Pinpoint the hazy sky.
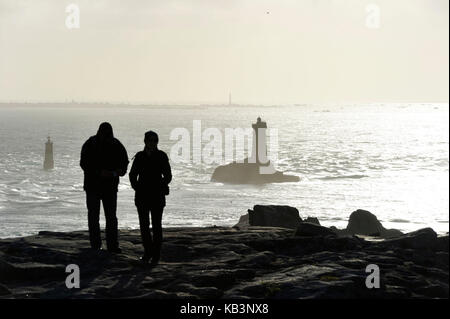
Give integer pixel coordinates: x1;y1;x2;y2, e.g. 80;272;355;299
0;0;448;104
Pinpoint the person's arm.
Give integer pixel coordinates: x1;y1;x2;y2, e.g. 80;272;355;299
80;139;97;174
162;152;172;185
115;142;129;177
128;155;139;190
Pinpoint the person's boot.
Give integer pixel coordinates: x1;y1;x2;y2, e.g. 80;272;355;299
149;257;159;266
150;249;160;266
140;253;151;263
140;246;153;263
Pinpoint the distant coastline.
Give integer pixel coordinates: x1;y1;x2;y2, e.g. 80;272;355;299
0;102;279;108
1;102;448;109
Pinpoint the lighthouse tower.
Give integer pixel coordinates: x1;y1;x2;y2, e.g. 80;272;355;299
43;136;54;170
250;117;269;165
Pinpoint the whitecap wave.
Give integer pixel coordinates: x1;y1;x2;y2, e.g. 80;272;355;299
317;174;368;180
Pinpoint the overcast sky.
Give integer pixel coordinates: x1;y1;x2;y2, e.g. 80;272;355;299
0;0;448;104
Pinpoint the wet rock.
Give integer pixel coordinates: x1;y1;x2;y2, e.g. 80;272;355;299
346;209;383;235
295;223;336;237
0;224;447;299
248;205;302;229
233;214;249;228
304;217;321;225
239;251;275;267
381;228;438;250
346;209;403;238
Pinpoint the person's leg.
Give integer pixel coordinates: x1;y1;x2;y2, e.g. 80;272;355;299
137;204;152;260
102;191;119;251
150;205;164;263
86;191;102;249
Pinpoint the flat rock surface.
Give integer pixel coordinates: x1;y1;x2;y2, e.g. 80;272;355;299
0;227;448;299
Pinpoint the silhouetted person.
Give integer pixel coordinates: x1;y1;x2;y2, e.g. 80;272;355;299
80;122;129;253
129;131;172;265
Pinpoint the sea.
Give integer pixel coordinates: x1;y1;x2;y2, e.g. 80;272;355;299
0;103;448;238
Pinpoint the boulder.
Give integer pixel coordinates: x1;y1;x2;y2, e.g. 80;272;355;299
304;217;321;226
381;228;438;250
295;223;336;237
346;209;383;235
247;205;302;229
346;209;403;238
233;214;250;228
211;160;300;184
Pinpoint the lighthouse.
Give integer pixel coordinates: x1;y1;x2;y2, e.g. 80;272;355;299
250;117;269;165
211;116;299;184
43;136;54;170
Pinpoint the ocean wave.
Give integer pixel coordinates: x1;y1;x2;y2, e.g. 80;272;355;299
389;218;410;223
317;174;368;180
5;197;70;205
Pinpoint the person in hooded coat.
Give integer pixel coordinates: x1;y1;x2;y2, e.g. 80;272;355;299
80;122;129;252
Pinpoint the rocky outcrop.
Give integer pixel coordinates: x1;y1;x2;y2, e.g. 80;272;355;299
304;217;321;225
245;205;303;229
233;214;250;228
295;223;336;237
379;228;439;250
235;207;403;239
344;209;403;238
0;225;447;299
211;160;300;184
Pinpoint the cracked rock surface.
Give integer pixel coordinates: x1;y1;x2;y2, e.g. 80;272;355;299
0;226;448;299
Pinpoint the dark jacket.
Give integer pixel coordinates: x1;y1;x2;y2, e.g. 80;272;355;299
80;136;129;192
129;149;172;207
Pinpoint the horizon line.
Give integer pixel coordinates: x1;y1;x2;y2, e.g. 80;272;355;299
0;100;449;106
